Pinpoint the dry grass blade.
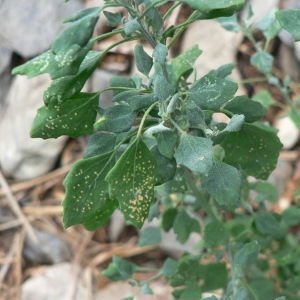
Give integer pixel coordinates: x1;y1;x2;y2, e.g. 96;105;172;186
23;206;63;216
14;229;25;300
0;170;38;244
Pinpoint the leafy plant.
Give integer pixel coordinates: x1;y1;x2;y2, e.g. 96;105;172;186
13;0;300;299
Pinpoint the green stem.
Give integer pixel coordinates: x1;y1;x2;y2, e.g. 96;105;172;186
91;29;125;42
96;86;139;96
168;10;199;49
163;2;181;20
138;0;164;19
137;102;158;138
241;279;259;300
169;118;185;135
138;21;157;48
184;170;217;221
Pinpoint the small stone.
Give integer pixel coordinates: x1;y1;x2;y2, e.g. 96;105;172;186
274;114;299;149
0;75;68;180
23;229;71;264
21;263;89;300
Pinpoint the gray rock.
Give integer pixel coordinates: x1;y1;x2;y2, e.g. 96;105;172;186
0;0;84;58
21;263;88;300
0;47;11;74
23;229;71;264
0;74;68;180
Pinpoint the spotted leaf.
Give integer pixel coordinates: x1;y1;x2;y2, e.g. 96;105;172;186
106;139;160;228
31;92;99;139
174;135;213;175
221;123;283;180
63;152;113;228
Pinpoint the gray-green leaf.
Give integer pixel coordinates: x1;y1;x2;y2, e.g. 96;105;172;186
134;44;153;76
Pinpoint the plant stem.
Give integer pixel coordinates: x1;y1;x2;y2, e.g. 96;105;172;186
137;102;158;138
92;29;125;42
184;170;218;221
169;118;185;135
241;279;259;300
163;2;181;20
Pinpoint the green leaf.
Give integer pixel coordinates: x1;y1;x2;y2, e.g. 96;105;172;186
221;123;282;180
162;208;178;231
180;0;245;18
102;256;137;281
12;40;94;80
224;96;267;123
103;11;122;27
171;45;202;81
62;152;113;228
31;92;98;139
204;220;228;248
147;201;160;221
134;45;153;77
151;146;176;184
233;288;248;300
217;15;240;32
110;76;136;96
153;75;173;101
127;94;156;112
124;18;141;35
84;132;116;158
186;101;206;126
83;199;119;230
94;105;136;133
173;209;201;243
164;167;187;193
275;297;286;300
161;258;178;278
289;108;300;130
112;90;140;103
153;42;168;64
224;114;245;132
174;135;213;175
252;90;274;108
208;63;236;79
157;130;178;159
52;7;100;53
44;51;102;105
250;51;273;74
138;227;162;246
141;283;153;295
259;9;281;40
202;161;241;209
276;10;300;42
198;262;228;291
234;241;260;270
282;207;300;226
144;0;164;31
254;212;284;239
249;181;278;203
178;281;202;300
189;74;238;110
62;7;100;23
106;139;159;228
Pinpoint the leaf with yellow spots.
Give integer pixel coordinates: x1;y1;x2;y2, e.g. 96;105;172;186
106;139;160;228
63;152;113;228
221;123;283;180
31;92;99;139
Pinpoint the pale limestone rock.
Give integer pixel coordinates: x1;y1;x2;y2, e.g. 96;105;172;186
0;75;68;180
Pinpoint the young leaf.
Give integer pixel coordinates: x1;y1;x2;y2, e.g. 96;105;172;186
83;132;116;158
103;11;122;27
171;45;202;81
188;74;238;110
223;96;267;123
83;199;119;230
276;10;300;41
258;10;281;40
250;51;273;74
254;212;284;239
153;74;173;101
138;227;162;246
127;94;156;112
234;241;260;270
180;0;245;18
94;105;136;133
153;42;168;64
173;209;201;243
186;100;206;126
63;152;113;228
143;0;164;31
124;18;141;35
102;256;137;281
201;161;241;209
217;15;240;32
106;139;159;228
161;258;178;278
157;130;178;159
204;220;228;248
141;283;153;295
134;44;153;77
224;114;245;132
151;146;177;184
174;135;213;175
252;90;274;108
31;92;99;139
44;51;102;105
221;123;283;180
